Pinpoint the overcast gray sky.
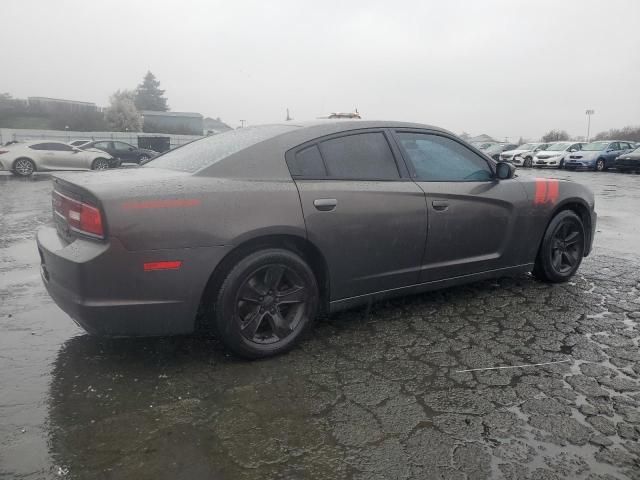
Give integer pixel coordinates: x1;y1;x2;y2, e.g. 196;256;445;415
2;0;639;139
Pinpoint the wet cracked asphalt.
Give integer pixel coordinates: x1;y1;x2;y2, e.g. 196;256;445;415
1;169;639;480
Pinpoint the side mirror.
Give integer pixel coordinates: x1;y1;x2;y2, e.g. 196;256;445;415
496;161;516;180
129;147;135;151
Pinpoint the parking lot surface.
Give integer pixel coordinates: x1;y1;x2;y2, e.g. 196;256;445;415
1;169;639;479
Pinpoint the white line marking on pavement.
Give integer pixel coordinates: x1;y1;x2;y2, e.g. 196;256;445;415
455;360;572;373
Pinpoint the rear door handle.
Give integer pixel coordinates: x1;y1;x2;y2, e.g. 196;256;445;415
432;200;449;211
313;198;337;211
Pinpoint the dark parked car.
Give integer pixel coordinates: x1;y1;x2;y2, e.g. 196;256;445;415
81;140;158;165
37;121;596;358
615;147;640;172
564;140;635;171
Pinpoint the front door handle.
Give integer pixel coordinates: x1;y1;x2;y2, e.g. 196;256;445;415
432;200;449;211
314;198;337;211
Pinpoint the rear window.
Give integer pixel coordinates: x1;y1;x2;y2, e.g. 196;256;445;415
144;124;297;173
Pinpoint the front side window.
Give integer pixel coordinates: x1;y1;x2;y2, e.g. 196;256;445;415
93;142;111;150
396;133;493;182
318;132;400;180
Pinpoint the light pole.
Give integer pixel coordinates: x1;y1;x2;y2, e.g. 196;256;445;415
585;109;595;142
239;120;246;128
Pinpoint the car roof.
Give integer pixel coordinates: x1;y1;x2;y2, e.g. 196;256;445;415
256;120;452;150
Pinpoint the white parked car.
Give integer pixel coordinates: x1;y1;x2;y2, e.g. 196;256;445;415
500;143;549;168
0;141;114;177
534;141;586;169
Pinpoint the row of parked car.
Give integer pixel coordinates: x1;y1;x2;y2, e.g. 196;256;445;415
2;134;639;177
474;140;640;172
0;139;158;176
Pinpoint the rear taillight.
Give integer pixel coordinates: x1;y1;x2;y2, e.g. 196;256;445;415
53;190;104;239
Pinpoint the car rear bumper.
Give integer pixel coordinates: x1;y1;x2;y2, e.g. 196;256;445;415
37;226;230;336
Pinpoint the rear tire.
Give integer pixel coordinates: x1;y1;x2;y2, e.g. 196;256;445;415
524;157;533;168
13;158;35;177
533;210;585;283
213;248;318;359
91;158;110;170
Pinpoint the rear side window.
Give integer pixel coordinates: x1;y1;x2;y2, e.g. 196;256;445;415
318;132;400;180
396;132;493;182
288;145;326;177
145;124;298;173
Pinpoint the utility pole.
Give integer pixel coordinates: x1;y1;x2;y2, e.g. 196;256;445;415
585;109;595;142
286;108;292;121
239;119;246;128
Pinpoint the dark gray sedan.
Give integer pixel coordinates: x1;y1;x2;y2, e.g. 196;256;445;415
37;121;596;358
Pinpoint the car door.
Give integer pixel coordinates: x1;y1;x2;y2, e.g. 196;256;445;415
26;143;54;169
392;130;529;282
605;142;621;167
92;141;114;157
287;130;428;301
113;141;137;162
51;142;86;169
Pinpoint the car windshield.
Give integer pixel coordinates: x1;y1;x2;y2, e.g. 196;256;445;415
144;124;298;173
546;142;571;151
581;141;609;151
518;143;537;150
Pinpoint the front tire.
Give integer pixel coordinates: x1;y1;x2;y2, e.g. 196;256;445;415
213;249;318;359
595;158;605;171
524;157;533;168
533;210;585;283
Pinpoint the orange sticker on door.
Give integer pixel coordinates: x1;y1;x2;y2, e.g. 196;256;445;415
534;178;559;205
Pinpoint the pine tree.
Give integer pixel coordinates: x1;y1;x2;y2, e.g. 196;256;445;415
134;71;169;111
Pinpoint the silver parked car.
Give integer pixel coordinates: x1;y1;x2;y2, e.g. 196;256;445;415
0;141;114;176
500;143;549;168
534;141;586;169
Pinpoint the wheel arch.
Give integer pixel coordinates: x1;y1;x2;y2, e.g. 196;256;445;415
195;233;330;332
91;157;110;168
548;198;593;256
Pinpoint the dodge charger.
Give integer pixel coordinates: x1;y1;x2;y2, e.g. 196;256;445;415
37;121;596;358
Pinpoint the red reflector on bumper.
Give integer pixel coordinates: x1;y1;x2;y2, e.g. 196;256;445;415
143;261;182;271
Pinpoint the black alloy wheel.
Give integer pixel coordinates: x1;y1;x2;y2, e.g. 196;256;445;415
214;249;318;358
533;210;585;283
524;157;533;168
236;264;308;344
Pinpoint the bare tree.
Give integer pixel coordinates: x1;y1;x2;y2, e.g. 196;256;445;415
541;129;570;142
593;125;640;142
105;90;142;132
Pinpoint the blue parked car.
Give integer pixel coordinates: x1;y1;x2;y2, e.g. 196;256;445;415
565;140;636;171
